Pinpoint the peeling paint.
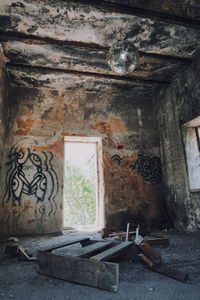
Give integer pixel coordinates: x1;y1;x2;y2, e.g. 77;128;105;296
35;138;64;158
15;118;37;135
92;117;126;135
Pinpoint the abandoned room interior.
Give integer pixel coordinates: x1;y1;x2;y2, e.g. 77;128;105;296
0;0;200;299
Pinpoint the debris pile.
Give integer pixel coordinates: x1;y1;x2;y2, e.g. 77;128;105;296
0;228;189;292
0;237;36;261
102;224;188;283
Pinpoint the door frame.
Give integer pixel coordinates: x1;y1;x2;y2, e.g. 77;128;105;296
63;136;105;230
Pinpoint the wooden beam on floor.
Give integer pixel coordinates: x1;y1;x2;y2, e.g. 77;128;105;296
147;263;188;282
37;250;119;292
72;241;113;258
39;237;90;252
144;237;169;246
91;241;133;261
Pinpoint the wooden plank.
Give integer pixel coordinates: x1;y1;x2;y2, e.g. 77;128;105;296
138;253;154;267
91;241;133;262
39;237;90;252
139;241;161;264
144;237;169;246
6;65;156;91
72;241;113;258
108;230;136;237
37;250;119;292
147;263;188;282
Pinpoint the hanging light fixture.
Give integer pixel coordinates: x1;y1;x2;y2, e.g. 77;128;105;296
107;41;139;75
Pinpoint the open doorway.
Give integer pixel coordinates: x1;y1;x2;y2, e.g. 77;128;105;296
63;136;105;230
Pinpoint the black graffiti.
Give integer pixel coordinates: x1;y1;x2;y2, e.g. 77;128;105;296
111;154;123;166
130;155;162;184
3;146;59;217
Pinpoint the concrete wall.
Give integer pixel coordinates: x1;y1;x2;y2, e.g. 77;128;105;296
0;45;13;236
155;53;200;231
0;67;165;236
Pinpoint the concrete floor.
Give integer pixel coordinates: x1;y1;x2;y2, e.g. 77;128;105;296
0;230;200;300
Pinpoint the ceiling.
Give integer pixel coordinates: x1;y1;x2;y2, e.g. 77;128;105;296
0;0;200;87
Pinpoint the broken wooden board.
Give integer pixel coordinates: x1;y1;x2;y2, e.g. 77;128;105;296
39;237;90;252
147;263;188;282
139;241;161;264
138;253;154;268
91;241;133;262
37;250;119;292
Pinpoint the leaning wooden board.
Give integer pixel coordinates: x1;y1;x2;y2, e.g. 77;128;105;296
37;247;119;292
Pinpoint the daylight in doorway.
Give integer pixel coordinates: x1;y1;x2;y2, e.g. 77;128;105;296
63;136;104;230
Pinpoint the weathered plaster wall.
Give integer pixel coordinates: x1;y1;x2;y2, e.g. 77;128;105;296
0;67;165;236
1;0;200;58
0;45;5;157
155;53;200;231
0;45;13;237
0;44;9;157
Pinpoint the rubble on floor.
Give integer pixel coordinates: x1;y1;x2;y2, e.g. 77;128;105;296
0;228;189;292
0;230;200;300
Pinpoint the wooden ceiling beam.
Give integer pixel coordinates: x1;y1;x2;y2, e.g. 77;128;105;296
2;39;190;84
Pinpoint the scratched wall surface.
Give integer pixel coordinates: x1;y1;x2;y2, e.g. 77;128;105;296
0;66;166;235
155;52;200;231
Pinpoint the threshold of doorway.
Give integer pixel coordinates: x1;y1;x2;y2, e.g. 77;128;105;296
63;225;100;231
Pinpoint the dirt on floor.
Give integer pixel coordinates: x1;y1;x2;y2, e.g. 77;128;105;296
0;230;200;300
